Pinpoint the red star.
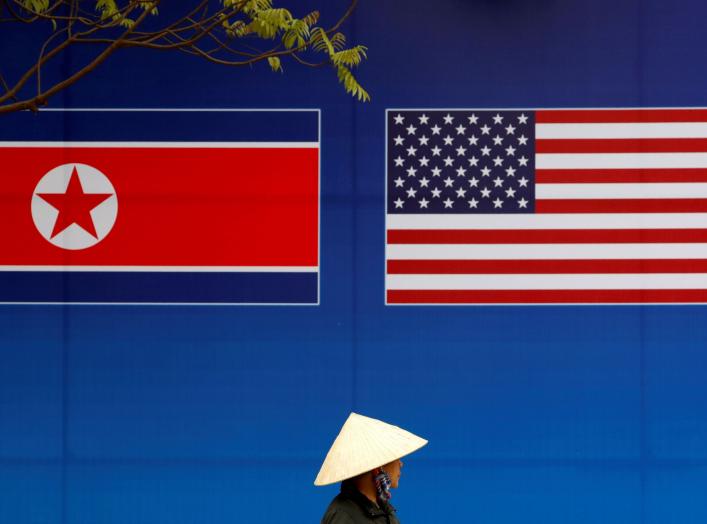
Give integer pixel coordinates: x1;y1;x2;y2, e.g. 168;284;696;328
37;166;113;239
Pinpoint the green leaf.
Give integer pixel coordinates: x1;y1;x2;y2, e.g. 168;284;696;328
267;56;282;72
246;8;293;39
95;0;119;20
336;65;370;102
332;45;367;67
239;0;274;15
302;11;320;27
283;19;310;49
138;1;159;15
330;32;346;50
20;0;50;14
310;27;335;55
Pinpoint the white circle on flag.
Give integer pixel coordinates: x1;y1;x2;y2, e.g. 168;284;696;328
31;163;118;250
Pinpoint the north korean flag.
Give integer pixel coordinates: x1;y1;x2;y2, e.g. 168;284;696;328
0;109;319;304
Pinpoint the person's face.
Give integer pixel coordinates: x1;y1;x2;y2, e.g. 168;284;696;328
383;459;403;489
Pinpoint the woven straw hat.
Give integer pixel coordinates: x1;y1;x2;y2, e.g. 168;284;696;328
314;412;428;486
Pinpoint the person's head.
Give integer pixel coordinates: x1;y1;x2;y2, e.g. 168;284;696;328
314;413;427;490
342;457;404;504
379;458;403;489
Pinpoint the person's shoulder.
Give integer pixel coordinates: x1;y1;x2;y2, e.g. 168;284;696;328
321;507;357;524
320;494;363;524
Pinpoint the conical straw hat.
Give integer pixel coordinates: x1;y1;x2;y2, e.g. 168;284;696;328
314;412;428;486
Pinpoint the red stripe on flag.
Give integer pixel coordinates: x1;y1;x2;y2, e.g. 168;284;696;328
536;109;707;123
537;138;707;153
387;229;707;244
535;168;707;183
536;199;707;213
387;289;707;304
1;147;319;266
387;259;707;274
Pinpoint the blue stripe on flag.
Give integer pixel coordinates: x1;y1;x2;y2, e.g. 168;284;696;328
0;272;318;304
0;110;319;143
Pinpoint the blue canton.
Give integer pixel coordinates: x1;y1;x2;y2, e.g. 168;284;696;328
387;110;535;214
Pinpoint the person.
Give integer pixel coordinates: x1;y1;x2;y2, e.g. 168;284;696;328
315;412;428;523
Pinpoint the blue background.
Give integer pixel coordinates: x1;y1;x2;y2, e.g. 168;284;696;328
2;1;707;522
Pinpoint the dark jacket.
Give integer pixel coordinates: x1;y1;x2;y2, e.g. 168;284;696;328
321;483;400;524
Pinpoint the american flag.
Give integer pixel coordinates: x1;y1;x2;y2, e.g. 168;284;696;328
386;108;707;304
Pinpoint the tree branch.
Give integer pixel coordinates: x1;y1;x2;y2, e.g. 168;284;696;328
0;0;158;112
0;0;368;112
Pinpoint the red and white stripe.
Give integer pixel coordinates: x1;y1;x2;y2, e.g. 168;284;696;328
386;109;707;304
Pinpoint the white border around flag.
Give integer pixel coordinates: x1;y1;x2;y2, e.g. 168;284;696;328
385;107;707;306
0;108;322;307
